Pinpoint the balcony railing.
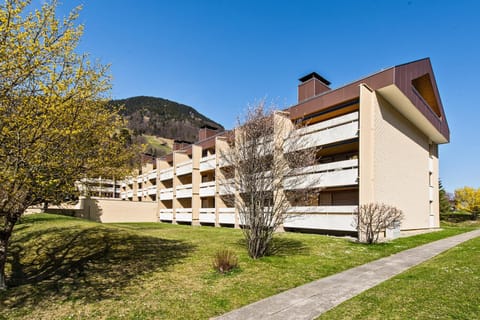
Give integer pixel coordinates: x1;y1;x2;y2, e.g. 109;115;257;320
159;209;173;221
175;208;192;222
175;184;192;198
219;179;235;195
218;207;235;224
199;208;216;224
147;170;157;181
159;167;174;181
126;190;134;198
200;155;216;172
284;205;357;231
284;159;358;190
288;112;359;151
147;185;157;196
199;181;216;197
428;157;434;173
120;192;127;199
159;187;173;200
176;160;193;176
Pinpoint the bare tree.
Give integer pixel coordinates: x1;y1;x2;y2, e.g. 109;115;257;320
353;203;404;244
221;102;316;258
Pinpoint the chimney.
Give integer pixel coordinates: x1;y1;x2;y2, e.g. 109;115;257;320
298;72;331;103
198;125;219;141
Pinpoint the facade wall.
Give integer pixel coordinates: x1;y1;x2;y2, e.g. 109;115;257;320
360;89;437;230
69;60;448;234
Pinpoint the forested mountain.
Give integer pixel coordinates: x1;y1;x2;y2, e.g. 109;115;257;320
111;96;224;143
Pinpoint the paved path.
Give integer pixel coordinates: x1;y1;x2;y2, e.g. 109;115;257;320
213;229;480;320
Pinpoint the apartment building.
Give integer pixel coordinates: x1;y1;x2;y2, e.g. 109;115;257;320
117;58;449;234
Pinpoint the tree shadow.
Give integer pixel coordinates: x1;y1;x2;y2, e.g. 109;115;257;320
0;225;194;308
234;236;310;257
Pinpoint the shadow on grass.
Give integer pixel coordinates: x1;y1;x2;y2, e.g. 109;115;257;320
1;225;194;308
235;236;309;257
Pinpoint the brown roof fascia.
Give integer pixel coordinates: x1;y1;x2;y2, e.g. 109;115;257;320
286;68;394;120
393;58;450;141
286;58;449;142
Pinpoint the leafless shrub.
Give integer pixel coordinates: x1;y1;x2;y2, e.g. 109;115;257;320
220;101;316;258
353;203;404;244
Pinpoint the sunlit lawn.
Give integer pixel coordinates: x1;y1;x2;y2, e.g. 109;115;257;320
0;214;478;320
320;221;480;319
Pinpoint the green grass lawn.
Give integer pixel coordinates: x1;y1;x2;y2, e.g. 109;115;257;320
320;225;480;319
0;214;478;320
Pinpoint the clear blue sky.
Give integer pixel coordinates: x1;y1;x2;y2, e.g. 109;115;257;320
54;0;478;193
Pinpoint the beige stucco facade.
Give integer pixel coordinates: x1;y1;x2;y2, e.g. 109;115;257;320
70;58;448;237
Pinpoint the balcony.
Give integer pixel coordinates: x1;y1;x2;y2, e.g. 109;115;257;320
120;192;126;199
137;189;144;197
199;181;216;197
159;209;173;221
284;205;357;231
284;159;358;190
199;208;216;223
288;112;359;151
126;190;134;198
175;208;192;222
200;155;216;172
160;167;174;181
147;170;157;181
137;176;143;183
147;185;157;196
219;179;235;195
176;160;193;176
159;187;173;200
428;157;434;173
218;207;235;224
175;184;192;198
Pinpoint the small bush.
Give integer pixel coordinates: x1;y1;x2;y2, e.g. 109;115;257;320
212;249;238;274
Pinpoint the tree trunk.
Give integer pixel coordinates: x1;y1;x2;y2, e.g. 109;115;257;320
0;212;19;290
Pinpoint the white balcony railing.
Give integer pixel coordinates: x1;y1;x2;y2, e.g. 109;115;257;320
428;157;434;173
284;206;357;231
126;190;134;198
120;192;127;199
219;179;235;195
199;181;216;197
175;208;192;222
218;207;235;224
159;187;173;200
137;189;144;197
284;159;358;190
199;208;216;224
159;209;173;221
288;112;359;151
429;186;435;201
175;184;193;198
147;185;157;195
137;176;143;183
160;167;174;181
200;155;216;172
147;170;157;181
176;160;193;176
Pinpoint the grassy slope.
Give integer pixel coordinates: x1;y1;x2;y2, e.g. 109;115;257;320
320;222;480;319
143;135;172;155
0;215;478;320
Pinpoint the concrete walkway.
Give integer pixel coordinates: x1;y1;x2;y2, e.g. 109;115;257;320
213;229;480;320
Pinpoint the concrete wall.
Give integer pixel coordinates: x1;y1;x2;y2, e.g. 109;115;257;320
360;85;437;230
77;198;158;223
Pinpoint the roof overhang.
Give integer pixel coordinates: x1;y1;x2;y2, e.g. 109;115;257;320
377;84;448;144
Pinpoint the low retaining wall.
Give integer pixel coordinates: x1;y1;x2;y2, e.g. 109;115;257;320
77;198;158;223
31;198;159;223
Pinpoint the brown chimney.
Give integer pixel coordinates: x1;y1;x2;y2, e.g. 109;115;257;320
298;72;331;103
198;125;219;141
